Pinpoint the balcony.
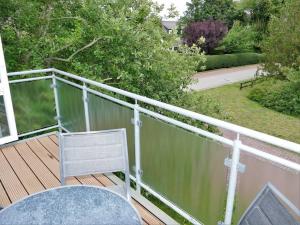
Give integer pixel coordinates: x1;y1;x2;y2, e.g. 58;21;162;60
2;68;300;224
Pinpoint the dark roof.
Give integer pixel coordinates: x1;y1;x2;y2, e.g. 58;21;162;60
162;20;178;30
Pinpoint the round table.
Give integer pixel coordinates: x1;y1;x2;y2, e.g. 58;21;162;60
0;185;142;225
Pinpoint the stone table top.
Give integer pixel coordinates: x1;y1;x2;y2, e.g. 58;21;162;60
0;185;142;225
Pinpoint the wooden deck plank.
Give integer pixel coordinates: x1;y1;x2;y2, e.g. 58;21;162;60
26;139;80;185
0;180;11;207
0;150;28;202
14;142;60;189
48;134;58;145
38;136;60;160
0;135;167;225
1;146;45;194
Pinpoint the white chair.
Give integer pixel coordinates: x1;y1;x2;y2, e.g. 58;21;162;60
59;129;131;200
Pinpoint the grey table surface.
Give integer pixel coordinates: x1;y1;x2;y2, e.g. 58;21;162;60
0;185;142;225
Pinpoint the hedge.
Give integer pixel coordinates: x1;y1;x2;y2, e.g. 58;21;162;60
248;79;300;117
198;53;264;71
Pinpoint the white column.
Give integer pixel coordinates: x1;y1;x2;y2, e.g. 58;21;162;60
224;138;241;225
83;83;90;131
52;73;62;133
134;101;142;194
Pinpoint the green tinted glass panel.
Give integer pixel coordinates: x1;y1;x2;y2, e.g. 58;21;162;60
140;114;230;224
57;80;85;132
0;96;9;137
10;80;56;134
87;93;135;174
232;151;300;224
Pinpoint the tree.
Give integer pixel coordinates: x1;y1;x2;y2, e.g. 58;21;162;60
166;3;179;19
237;0;285;40
262;0;300;78
0;0;204;104
183;20;228;53
218;21;257;53
181;0;238;27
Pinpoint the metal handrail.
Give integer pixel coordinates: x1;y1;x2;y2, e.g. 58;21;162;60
8;68;300;154
7;68;300;225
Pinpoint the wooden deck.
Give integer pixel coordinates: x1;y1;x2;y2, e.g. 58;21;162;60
0;133;173;225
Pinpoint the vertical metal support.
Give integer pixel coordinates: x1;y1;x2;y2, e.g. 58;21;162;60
224;137;241;225
134;100;142;194
82;83;90;131
52;73;62;133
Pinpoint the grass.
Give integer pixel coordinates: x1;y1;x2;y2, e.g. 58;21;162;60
196;82;300;143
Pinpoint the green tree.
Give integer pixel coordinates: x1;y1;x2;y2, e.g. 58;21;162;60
218;21;257;53
238;0;285;37
181;0;238;26
166;3;179;19
0;0;204;104
262;0;300;78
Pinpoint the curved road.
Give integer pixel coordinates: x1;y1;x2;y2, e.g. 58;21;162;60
189;64;259;91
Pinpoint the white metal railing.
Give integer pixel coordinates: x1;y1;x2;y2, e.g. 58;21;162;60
8;68;300;225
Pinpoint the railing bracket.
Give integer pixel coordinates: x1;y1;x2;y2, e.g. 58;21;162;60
83;97;89;103
138;169;143;176
50;83;57;89
54;116;61;121
131;118;142;127
224;157;246;173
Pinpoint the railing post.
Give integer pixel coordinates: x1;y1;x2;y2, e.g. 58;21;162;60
223;137;241;225
134;100;142;194
82;83;90;131
52;73;62;133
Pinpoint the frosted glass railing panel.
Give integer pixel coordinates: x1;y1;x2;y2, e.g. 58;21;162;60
140;114;231;224
56;80;85;132
10;80;56;134
87;93;135;174
232;150;300;224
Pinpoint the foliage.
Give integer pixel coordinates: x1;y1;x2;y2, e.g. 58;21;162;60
198;53;263;71
237;0;285;46
218;21;257;53
172;92;229;133
0;0;204;104
183;20;228;54
282;67;300;84
166;3;179;19
262;0;300;77
248;79;300;117
203;82;300;143
181;0;238;27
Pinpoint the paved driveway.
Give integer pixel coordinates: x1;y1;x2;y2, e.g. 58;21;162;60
189;64;259;91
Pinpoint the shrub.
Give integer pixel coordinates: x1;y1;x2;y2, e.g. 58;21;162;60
262;0;300;76
198;53;263;71
183;20;228;54
248;79;300;117
218;21;257;53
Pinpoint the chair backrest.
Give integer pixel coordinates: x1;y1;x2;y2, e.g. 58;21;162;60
238;183;299;225
59;129;131;200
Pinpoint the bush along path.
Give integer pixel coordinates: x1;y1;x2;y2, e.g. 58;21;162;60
189;64;259;91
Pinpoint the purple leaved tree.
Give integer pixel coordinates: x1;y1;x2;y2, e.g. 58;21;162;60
183;20;228;54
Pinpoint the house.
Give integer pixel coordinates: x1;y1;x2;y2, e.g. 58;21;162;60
162;20;178;34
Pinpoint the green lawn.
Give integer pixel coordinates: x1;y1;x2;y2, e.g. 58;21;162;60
196;83;300;143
